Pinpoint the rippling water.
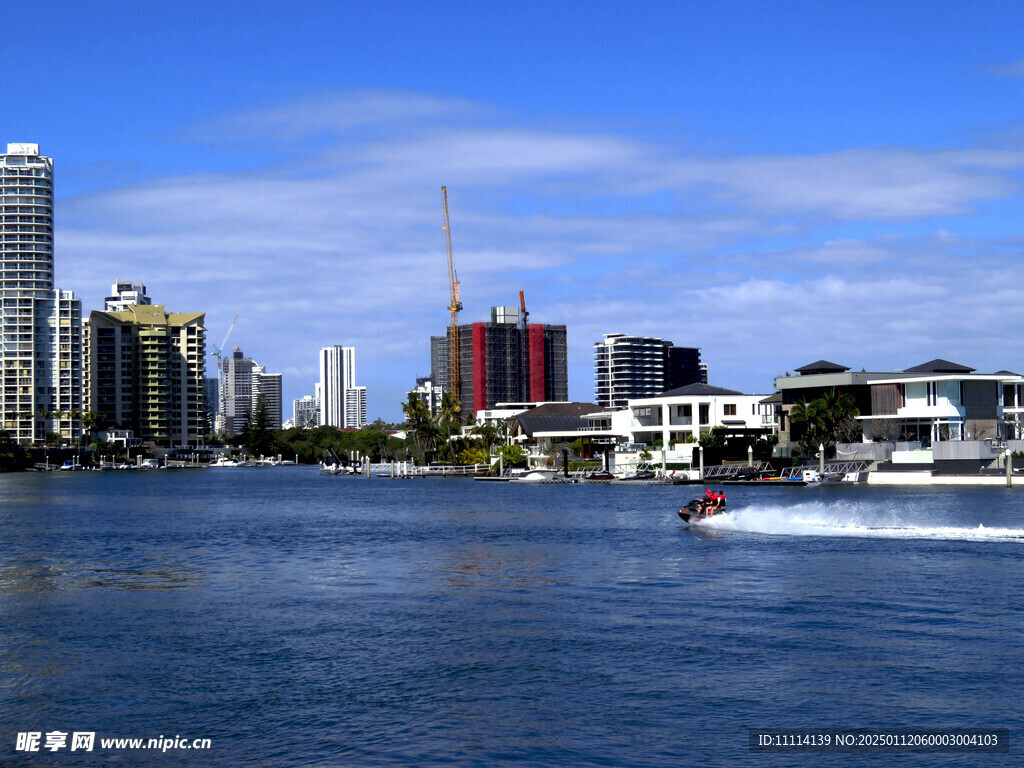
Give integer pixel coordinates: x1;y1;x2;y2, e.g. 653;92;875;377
1;469;1022;766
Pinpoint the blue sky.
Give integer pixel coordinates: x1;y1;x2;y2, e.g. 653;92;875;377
8;1;1024;420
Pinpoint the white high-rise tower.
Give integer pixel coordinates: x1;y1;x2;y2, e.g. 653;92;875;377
318;345;365;428
0;143;82;444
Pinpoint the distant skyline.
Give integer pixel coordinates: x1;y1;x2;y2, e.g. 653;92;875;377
8;1;1024;420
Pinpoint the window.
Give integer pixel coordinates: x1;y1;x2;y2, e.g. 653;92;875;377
927;382;937;406
723;404;736;416
699;403;710;425
678;404;691;417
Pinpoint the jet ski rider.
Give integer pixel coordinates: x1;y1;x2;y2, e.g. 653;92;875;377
703;488;714;514
702;489;725;515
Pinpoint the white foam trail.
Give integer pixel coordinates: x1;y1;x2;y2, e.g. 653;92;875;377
695;502;1024;541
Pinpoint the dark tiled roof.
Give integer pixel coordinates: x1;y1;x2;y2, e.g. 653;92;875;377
903;359;975;373
659;383;744;397
793;360;850;374
511;402;604;436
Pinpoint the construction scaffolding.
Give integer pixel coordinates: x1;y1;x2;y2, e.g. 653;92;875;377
429;312;568;414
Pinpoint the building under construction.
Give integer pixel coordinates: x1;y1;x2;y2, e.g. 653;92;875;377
431;306;568;416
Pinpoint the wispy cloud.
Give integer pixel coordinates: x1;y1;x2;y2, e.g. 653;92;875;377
988;59;1024;77
56;90;1024;416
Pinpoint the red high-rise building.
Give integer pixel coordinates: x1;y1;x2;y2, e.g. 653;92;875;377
431;306;567;416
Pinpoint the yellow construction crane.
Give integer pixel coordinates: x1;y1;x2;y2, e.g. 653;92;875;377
441;186;462;413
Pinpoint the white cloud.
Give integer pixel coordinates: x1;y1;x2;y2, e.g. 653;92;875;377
988;60;1024;78
645;148;1020;220
189;90;487;143
55;90;1024;418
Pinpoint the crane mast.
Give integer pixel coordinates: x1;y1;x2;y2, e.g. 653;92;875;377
441;186;462;413
212;314;239;373
211;314;239;434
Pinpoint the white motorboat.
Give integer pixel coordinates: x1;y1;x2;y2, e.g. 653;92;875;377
210;456;245;467
509;468;559;483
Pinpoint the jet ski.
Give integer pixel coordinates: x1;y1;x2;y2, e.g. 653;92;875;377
677;497;726;524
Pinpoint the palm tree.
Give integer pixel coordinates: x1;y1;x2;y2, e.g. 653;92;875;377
434;392;462;461
790;391;859;456
82;410;101;434
402;393;430;458
416;421;443;458
402;393;430;425
470;423;498;450
435;391;461;426
789;399;823;431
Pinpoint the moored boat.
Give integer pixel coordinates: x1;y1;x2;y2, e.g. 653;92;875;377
210;456;245;467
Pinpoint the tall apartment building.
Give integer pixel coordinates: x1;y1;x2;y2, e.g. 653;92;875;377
431;306;568;416
594;333;704;409
0;143;83;444
408;375;443;416
204;376;219;432
346;385;367;428
293;394;318;428
253;366;283;429
83;305;206;446
104;280;151;311
318;345;365;428
220;348;254;434
218;348;283;434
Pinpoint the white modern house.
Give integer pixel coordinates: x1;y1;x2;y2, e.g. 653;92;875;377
863;360;1009;445
525;384;772;463
623;383;769;447
774;358;1024;473
1001;374;1024;439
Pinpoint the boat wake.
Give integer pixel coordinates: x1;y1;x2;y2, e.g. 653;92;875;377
694;502;1024;542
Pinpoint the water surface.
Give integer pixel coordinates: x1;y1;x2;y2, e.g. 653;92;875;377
1;469;1021;766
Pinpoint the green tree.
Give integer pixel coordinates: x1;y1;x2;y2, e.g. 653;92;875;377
458;446;488;465
246;395;275;457
433;391;462;461
470;422;507;452
698;429;726;449
496;444;527;468
402;393;431;458
789;390;859;457
435;391;461;427
81;410;101;433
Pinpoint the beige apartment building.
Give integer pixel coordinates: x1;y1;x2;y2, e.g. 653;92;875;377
84;305;206;447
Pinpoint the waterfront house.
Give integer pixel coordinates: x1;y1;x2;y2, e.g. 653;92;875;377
507;402;605;444
773;360;907;453
776;358;1024;472
521;385;772;467
621;383;769;447
999;372;1024;439
863;359;1010;445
